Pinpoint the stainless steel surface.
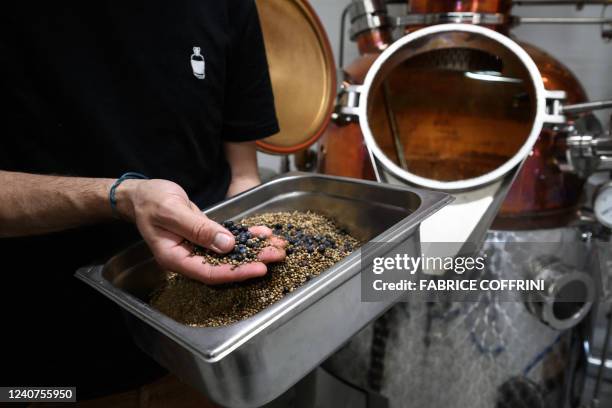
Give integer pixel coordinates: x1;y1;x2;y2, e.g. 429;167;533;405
348;0;386;18
334;83;362;123
348;0;389;40
525;257;595;330
565;129;612;177
488;228;601;330
75;173;450;408
326;227;599;408
463;169;519;247
350;14;390;40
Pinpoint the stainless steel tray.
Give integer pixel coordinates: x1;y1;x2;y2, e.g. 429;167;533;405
76;173;451;408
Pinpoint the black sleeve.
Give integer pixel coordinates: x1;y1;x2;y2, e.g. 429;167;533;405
222;0;279;142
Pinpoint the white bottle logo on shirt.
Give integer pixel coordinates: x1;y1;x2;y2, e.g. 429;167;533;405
190;47;205;79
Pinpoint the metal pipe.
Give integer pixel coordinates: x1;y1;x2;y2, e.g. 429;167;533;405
593;309;612;401
562;100;612;114
382;82;408;170
338;3;351;70
517;16;612;23
524;256;595;330
513;0;612;5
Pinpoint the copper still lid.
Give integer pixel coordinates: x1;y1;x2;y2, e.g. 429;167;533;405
255;0;337;154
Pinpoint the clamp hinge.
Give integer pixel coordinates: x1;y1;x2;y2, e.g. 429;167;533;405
332;84;363;125
543;90;568;124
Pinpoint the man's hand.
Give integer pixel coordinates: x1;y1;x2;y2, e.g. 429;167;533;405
117;179;285;284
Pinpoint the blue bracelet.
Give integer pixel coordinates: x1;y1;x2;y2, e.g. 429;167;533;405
109;172;149;218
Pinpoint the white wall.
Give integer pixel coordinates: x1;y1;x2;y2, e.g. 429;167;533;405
259;1;612;172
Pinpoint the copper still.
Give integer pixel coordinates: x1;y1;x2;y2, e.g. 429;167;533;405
318;0;589;230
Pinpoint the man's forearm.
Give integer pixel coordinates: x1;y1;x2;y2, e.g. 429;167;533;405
0;171;118;237
224;142;261;197
0;170;286;283
224;141;260;181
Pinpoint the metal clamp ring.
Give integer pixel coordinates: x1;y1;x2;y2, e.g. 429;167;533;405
396;12;507;27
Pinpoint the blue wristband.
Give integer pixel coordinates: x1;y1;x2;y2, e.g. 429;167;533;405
109;172;149;218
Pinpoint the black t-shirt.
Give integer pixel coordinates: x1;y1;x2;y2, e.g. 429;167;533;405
0;0;278;398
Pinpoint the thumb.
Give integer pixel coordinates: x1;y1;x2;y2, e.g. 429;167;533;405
160;203;235;253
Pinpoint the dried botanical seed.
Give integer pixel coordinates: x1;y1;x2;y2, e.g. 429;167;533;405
150;211;360;327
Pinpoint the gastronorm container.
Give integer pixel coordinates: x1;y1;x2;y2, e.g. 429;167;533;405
75;173;451;408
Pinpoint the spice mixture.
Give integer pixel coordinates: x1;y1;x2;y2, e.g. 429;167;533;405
191;220;269;266
150;211;360;327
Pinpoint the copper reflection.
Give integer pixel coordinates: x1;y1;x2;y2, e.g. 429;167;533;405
356;28;392;54
494;42;587;228
367;46;535;182
318;16;390;180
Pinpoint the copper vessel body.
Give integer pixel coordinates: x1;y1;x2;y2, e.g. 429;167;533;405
494;41;587;229
318;33;386;181
319;2;587;229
